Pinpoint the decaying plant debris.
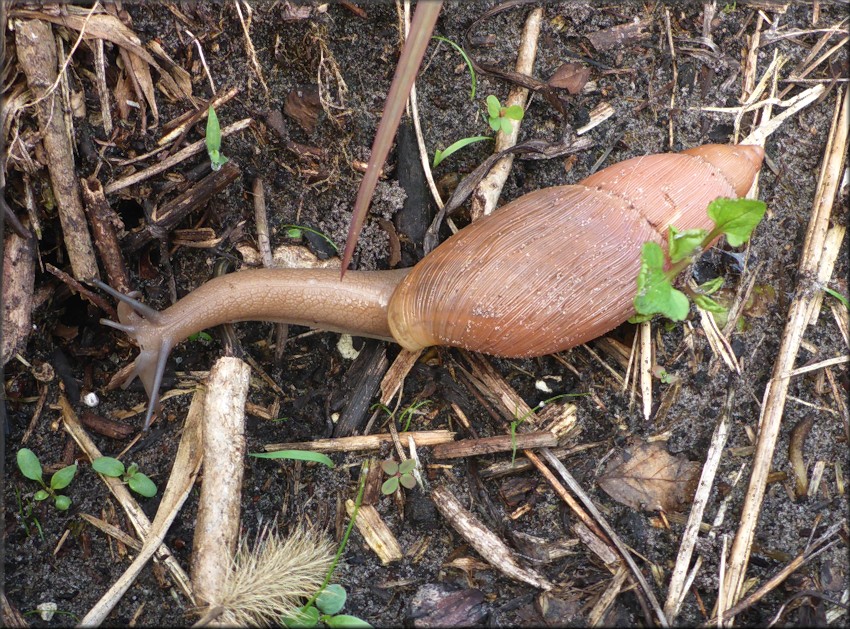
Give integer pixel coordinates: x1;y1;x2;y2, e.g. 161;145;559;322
3;2;848;627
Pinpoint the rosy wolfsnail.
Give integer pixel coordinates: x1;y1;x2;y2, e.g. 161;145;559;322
95;143;764;429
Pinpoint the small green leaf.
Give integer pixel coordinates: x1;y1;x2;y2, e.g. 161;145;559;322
499;117;513;134
698;277;725;295
286;227;303;239
432;36;477;100
633;242;690;321
54;495;72;511
17;449;43;482
486;95;501;119
432;136;492;168
706;198;766;247
128;473;158;498
693;294;727;314
668;225;708;262
188;331;213;343
283;605;320;628
316;584;347;615
381;476;399;495
488;117;502;132
400;474;417;490
280;225;339;253
92;457;125;477
126;462;139;477
380;460;399;476
250;450;336;468
206;106;222;153
824;286;849;309
326;615;373;628
34;489;49;501
50;464;77;490
398;459;416;474
504;104;524;120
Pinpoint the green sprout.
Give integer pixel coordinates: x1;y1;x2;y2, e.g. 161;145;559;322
250;450;335;468
206;106;229;171
188;331;213;343
16;449;77;511
380;459;417;495
283;462;372;628
432;36;477;100
433;136;492;168
371;399;432;432
631;198;766;323
486;94;524;134
824;286;849;309
92;457;158;498
281;224;339;253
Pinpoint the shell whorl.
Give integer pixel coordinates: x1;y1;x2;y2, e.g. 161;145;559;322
386;144;764;357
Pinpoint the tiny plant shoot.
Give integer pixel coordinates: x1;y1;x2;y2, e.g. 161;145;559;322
431;36;477;100
206;106;229;171
380;459;417;495
92;457;158;498
433;136;492;168
632;197;767;322
16;449;77;511
486;94;524;134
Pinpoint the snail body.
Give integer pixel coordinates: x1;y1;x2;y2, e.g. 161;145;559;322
97;144;764;429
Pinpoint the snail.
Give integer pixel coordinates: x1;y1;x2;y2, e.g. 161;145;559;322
94;143;764;429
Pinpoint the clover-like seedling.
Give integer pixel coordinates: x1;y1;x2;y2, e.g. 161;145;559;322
632;197;766;323
16;448;77;511
92;457;158;498
283;584;372;628
486;94;524;134
380;459;416;495
205;106;229;171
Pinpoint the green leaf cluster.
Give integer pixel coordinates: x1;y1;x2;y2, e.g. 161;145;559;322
284;584;372;628
632;197;766;323
205;106;229;171
486;95;524;133
92;457;158;498
380;459;416;494
16;449;77;511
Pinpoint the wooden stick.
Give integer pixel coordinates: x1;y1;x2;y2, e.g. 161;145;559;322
264;430;455;454
192;357;251;609
15;19;98;280
431;431;557;460
80;177;131;293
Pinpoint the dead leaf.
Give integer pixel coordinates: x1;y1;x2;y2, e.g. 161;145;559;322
598;441;700;512
548;62;590;94
285;86;322;133
586;19;652;51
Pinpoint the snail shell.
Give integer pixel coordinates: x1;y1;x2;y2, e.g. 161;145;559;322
387;144;764;357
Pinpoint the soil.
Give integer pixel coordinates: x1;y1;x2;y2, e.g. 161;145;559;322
3;2;848;627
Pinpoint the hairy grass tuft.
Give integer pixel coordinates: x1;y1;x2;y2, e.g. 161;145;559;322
213;526;335;626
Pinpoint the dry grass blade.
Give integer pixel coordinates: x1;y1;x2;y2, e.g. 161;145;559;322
206;527;335;627
721;86;849;615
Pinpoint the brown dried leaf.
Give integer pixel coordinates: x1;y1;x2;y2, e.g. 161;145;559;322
284;86;322;133
598;442;700;512
548;62;590;95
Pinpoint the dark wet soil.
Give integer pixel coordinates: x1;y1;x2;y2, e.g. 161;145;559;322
3;2;848;627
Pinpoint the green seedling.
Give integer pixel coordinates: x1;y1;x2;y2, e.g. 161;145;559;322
433;136;492;168
188;331;213;343
92;457;158;498
432;36;477;99
15;488;44;540
631;197;766;323
16;449;77;511
282;224;340;253
250;450;335;468
509;394;585;463
205;106;229;171
380;458;417;495
824;286;849;309
371;399;432;432
283;462;372;628
486;94;524;134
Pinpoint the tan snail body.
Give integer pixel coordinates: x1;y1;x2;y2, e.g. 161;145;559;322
97;144;764;429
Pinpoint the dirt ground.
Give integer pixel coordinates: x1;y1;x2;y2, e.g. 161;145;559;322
3;1;848;627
